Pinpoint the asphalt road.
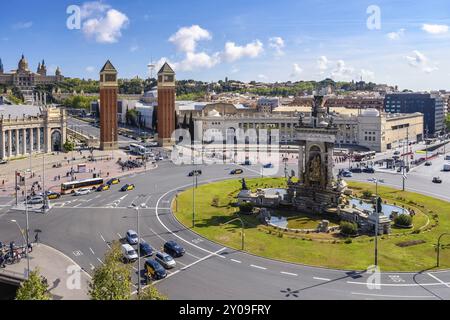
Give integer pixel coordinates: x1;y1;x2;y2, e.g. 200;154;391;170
1;156;449;300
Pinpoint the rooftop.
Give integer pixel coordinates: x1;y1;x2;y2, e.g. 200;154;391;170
0;105;43;118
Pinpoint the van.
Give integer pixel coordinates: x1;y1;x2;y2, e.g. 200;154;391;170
121;244;138;263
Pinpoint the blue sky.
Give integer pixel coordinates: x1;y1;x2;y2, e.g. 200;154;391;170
1;0;450;90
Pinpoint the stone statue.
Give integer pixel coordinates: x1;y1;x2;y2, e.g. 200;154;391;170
241;178;248;190
308;154;322;183
375;196;383;214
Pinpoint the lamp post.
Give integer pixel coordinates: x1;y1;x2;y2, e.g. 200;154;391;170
371;178;384;267
11;219;30;279
221;216;245;250
131;195;146;297
437;233;450;267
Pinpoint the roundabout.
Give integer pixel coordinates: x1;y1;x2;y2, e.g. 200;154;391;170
173;178;449;272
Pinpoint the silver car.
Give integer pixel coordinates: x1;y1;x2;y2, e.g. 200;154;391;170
74;188;91;196
155;252;176;269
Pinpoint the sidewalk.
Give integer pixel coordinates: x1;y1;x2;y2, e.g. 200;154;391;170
0;149;154;196
0;244;90;300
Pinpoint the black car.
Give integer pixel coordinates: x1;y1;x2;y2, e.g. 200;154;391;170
139;242;154;257
164;240;185;257
188;170;202;177
144;259;167;280
350;167;362;173
432;177;442;184
362;167;375;174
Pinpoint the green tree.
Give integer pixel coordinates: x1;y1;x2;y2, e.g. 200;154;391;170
89;241;132;300
63;95;98;110
239;202;254;214
138;286;168;300
126;109;139;127
15;269;51;300
63;140;75;152
340;221;358;236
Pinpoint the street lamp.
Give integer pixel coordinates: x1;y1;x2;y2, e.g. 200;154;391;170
437;233;450;267
370;178;384;267
221;216;245;250
130;195;146;296
11;219;30;279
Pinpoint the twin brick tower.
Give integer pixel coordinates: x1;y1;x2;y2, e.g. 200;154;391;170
99;60;176;150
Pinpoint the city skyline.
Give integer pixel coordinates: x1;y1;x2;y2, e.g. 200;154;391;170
1;0;450;91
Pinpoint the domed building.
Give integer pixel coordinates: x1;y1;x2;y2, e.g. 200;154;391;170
0;55;64;97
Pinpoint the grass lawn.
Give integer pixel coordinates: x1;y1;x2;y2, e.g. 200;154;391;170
174;178;450;271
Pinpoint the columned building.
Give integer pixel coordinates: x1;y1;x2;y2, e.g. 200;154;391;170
99;61;119;151
0;105;67;160
157;63;176;146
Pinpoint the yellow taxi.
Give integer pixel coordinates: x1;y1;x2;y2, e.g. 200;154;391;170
97;184;110;192
121;184;135;192
46;191;61;200
107;178;120;185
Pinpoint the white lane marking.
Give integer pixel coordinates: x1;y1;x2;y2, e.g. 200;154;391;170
180;248;227;272
117;233;122;239
186;252;202;260
132;267;138;271
231;259;242;264
281;271;298;277
176;260;188;267
347;280;450;287
427;273;450;288
351;292;436;299
73;203;83;208
89;248;95;255
97;258;104;265
90;264;95;270
100;234;106;242
314;277;331;281
250;264;267;270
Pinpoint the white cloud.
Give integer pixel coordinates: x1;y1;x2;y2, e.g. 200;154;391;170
269;37;285;56
155;58;179;73
422;24;449;35
317;56;329;73
223;40;264;62
406;50;438;73
387;28;405;40
12;21;33;30
169;25;211;53
130;45;139;52
82;6;129;44
80;1;110;19
290;63;303;78
331;60;354;80
359;69;375;81
86;66;95;73
178;51;221;71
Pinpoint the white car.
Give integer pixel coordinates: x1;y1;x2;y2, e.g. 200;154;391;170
121;244;138;263
27;196;44;205
74;188;91;196
155;252;176;269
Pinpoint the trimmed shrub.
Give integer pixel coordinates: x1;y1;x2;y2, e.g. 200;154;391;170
395;214;413;228
239;202;254;214
340;221;358;236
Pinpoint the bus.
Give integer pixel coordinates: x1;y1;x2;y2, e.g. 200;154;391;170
61;178;104;195
129;144;150;156
353;151;376;162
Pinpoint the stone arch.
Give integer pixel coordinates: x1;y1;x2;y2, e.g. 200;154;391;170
51;129;62;152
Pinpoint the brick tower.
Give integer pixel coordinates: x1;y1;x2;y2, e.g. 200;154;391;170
157;62;176;146
99;60;118;151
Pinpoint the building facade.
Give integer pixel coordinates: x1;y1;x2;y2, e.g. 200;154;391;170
384;93;445;136
0;55;64;90
99;61;119;151
157;63;176;145
0;105;67;160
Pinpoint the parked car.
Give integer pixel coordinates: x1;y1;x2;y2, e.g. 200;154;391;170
144;259;167;280
425;161;432;166
230;169;244;175
139;242;154;257
121;244;138;263
242;160;252;166
107;178;120;185
126;230;139;245
74;188;91;196
188;170;203;177
432;177;442;184
342;171;353;178
121;184;135;192
155;252;176;269
96;184;110;192
164;240;185;257
350;167;362;173
263;163;274;169
0;160;8;165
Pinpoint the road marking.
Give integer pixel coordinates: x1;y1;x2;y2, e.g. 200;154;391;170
250;264;267;270
347;280;450;287
100;234;106;242
180;248;227;272
73;250;83;257
351;292;436;299
186;252;202;260
89;248;95;255
73;203;83;208
117;233;122;239
281;271;298;277
97;258;104;265
314;277;331;281
231;259;242;264
90;264;95;270
132;266;138;271
427;273;450;288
